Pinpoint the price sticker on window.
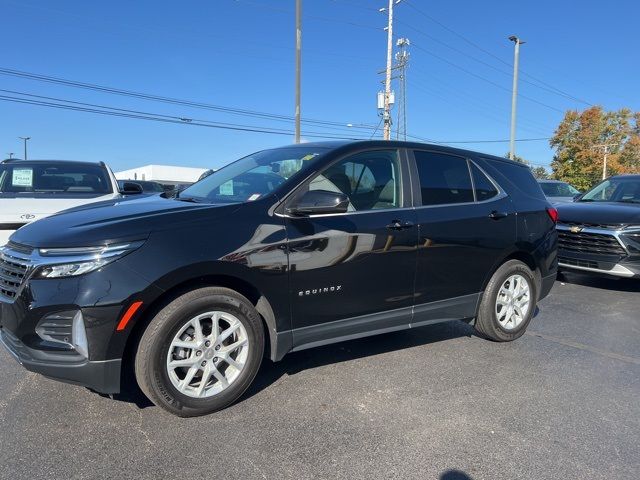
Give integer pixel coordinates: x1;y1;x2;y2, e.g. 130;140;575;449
219;180;234;196
12;168;34;187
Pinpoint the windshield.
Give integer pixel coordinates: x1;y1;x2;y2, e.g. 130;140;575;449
580;177;640;203
0;162;112;195
540;182;580;197
179;147;328;203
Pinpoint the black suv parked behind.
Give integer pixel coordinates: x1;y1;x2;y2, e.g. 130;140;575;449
0;141;558;416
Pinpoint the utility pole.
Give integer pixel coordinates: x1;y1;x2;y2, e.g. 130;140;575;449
382;0;395;140
18;136;30;161
508;36;524;160
395;38;410;141
593;143;618;179
294;0;302;144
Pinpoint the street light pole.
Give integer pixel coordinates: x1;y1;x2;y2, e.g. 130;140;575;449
7;153;14;159
18;136;31;160
508;36;524;160
294;0;302;144
382;0;394;140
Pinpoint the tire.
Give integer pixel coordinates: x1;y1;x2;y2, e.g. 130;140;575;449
474;260;537;342
134;287;264;417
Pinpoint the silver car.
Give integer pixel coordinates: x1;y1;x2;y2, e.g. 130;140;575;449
538;179;581;203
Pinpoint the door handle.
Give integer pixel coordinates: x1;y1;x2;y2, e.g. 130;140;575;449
489;210;508;220
386;220;415;231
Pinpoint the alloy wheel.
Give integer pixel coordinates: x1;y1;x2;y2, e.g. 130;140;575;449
166;311;249;398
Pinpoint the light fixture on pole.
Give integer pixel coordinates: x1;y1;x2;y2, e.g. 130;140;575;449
18;136;31;161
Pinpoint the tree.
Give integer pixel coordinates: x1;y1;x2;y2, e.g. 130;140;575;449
550;106;640;191
530;166;550;180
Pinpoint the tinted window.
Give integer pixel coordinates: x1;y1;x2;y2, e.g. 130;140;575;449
470;162;498;201
309;150;401;211
181;147;327;203
484;158;546;201
0;163;112;194
414;151;474;206
580;177;640;203
539;182;580;197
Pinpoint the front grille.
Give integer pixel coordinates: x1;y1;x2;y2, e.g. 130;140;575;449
558;256;599;269
558;229;627;256
0;245;32;301
558;221;624;231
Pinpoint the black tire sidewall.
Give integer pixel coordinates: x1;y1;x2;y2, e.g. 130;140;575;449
142;289;263;415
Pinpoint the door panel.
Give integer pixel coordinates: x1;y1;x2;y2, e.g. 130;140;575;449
287;210;417;330
414;198;515;305
411;150;516;307
284;149;418;338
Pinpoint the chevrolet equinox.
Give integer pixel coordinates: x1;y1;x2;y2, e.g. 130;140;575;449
0;141;558;416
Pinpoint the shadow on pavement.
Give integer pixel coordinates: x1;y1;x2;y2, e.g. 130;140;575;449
112;319;477;409
440;470;474;480
558;271;640;293
241;320;476;404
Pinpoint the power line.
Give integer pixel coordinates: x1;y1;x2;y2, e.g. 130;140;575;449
401;0;593;106
0;92;372;140
0;67;379;132
408;41;565;113
0;89;548;146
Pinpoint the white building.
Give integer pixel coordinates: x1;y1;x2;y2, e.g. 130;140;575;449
115;165;208;184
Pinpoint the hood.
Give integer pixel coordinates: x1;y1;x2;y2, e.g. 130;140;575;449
0;193;119;226
556;201;640;227
9;195;242;248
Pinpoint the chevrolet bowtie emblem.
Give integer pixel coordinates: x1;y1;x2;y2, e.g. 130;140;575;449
570;226;583;233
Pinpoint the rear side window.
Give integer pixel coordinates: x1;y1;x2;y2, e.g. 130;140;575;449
470;162;498;201
414;151;474;206
483;158;546;201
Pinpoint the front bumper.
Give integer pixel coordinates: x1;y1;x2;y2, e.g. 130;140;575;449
0;327;121;393
0;248;161;394
558;252;640;278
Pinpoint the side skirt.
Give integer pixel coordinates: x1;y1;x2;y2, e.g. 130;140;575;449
277;292;480;357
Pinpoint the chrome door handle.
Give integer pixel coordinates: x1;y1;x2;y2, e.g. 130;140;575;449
386;220;414;230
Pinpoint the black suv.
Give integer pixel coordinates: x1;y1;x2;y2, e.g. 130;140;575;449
0;141;557;416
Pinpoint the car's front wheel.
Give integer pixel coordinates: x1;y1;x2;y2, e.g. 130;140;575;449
474;260;537;341
134;287;264;417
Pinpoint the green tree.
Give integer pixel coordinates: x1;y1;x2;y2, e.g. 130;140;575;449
530;166;550;179
550;106;640;191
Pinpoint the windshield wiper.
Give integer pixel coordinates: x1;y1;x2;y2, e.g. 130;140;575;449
175;196;202;203
616;199;640;204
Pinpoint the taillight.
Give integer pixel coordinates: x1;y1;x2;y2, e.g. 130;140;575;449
546;207;558;223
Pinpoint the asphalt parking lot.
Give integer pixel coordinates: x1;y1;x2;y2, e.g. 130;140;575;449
1;272;639;480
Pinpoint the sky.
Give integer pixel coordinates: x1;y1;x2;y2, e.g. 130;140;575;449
1;0;638;172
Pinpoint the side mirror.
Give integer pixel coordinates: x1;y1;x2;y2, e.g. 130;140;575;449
286;190;350;216
120;182;143;195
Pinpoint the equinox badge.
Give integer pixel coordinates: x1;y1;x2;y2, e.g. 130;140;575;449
298;285;342;297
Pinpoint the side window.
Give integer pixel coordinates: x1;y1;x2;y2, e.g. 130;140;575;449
484;158;546;201
470;162;498;201
414;151;474;206
309;150;401;211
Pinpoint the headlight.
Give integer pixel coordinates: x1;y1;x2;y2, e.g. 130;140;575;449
35;241;144;279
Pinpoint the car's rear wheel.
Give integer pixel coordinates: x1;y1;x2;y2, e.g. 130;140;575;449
134;287;264;417
475;260;537;341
